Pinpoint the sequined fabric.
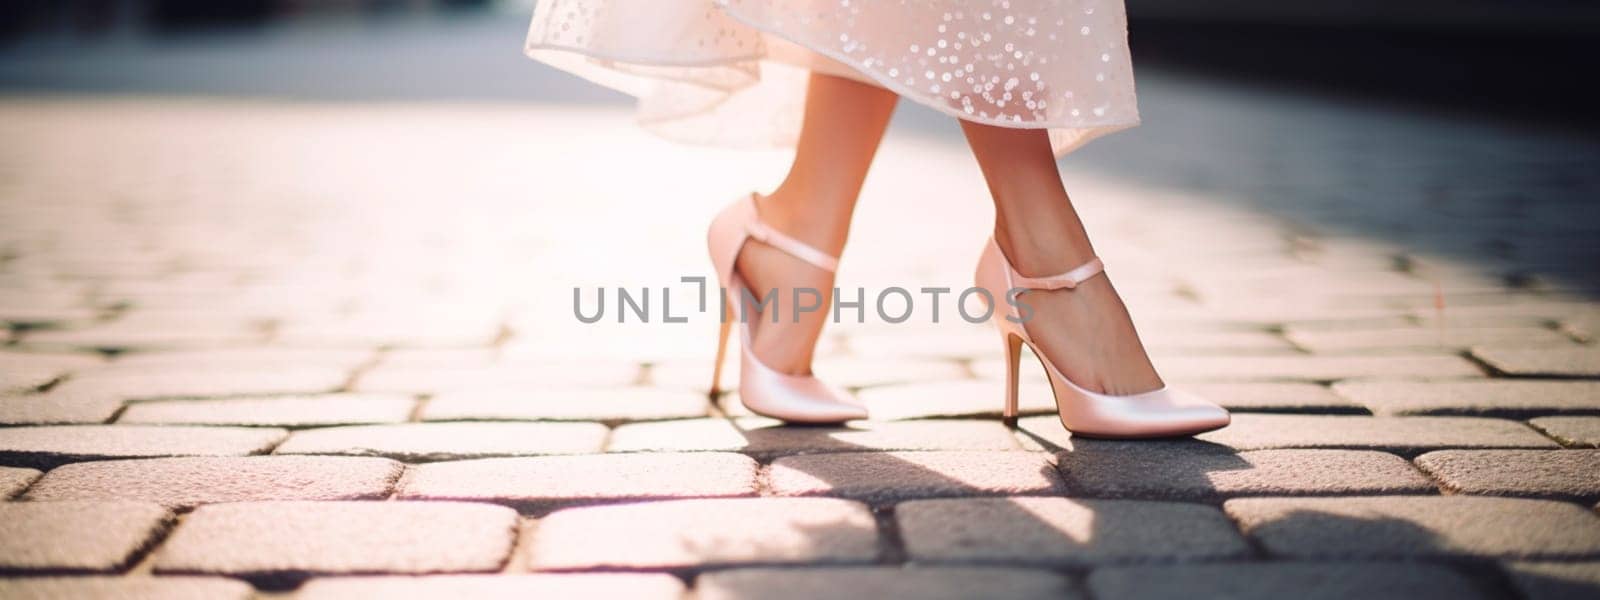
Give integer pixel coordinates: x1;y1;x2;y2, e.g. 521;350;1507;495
526;0;1139;156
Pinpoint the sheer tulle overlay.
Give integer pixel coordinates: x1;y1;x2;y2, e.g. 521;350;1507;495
527;0;1139;156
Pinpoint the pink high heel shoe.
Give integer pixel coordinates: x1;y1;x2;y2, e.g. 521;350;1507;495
975;239;1229;438
707;193;868;423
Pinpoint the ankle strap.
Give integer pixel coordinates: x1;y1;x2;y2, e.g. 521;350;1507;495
745;219;839;273
1012;257;1105;290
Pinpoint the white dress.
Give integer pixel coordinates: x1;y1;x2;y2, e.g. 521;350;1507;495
526;0;1139;156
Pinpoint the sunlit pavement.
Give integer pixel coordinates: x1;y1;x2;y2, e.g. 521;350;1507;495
3;25;1600;599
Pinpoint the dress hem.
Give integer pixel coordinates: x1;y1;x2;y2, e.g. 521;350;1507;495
713;3;1140;139
525;4;1141;156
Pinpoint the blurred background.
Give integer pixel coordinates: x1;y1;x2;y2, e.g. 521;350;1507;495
5;0;1598;118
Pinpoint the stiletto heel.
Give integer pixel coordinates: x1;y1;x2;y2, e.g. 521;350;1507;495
706;193;867;423
975;238;1229;438
1001;332;1022;426
709;311;733;396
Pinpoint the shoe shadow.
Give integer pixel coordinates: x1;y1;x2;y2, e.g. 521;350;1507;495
696;394;1256;575
703;406;1524;598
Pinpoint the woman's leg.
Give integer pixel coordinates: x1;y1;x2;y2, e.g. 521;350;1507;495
960;121;1164;395
739;72;897;374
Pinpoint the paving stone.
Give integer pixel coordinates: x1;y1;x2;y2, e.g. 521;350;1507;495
273;311;504;348
603;418;751;452
0;501;173;572
153;501;518;585
698;566;1079;600
25;455;404;509
1184;382;1362;413
0;351;104;393
1010;416;1082;451
399;453;758;511
0;390;126;425
809;357;970;389
1503;561;1600;600
0;577;254;600
1287;325;1574;353
1412;312;1553;330
1194;414;1558;454
896;497;1250;567
1473;346;1600;377
1153;354;1483;382
526;498;878;570
1192;268;1464;301
1408;301;1598;323
961;356;1065;383
1529;416;1600;447
1334;380;1600;417
846;329;996;360
375;348;500;369
92;286;326;315
643;357;738;393
969;333;1308;382
1141;303;1405;330
769;451;1062;503
1140;329;1300;354
18;314;268;350
0;305;101;328
1564;314;1600;343
1224;496;1600;559
47;367;351;401
607;418;1021;457
1019;412;1556;455
1415;449;1600;503
1087;562;1496;600
1055;440;1434;501
496;320;729;364
422;387;708;423
645;338;850;392
273;422;607;461
117;393;416;427
106;347;375;371
296;573;686;599
853;380;1058;421
356;361;640;393
0;425;287;469
1203;315;1408;334
0;465;41;498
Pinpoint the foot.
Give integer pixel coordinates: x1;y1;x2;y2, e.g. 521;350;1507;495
997;233;1165;396
732;192;846;376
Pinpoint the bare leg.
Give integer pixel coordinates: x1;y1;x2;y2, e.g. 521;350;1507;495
960;121;1164;394
738;73;897;374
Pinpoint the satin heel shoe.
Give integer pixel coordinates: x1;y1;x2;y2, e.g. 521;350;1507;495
975;239;1229;438
706;193;868;423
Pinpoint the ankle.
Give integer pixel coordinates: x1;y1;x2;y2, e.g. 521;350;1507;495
759;186;853;254
994;225;1097;276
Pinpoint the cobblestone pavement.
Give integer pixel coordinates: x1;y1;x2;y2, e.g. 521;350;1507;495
3;62;1600;598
